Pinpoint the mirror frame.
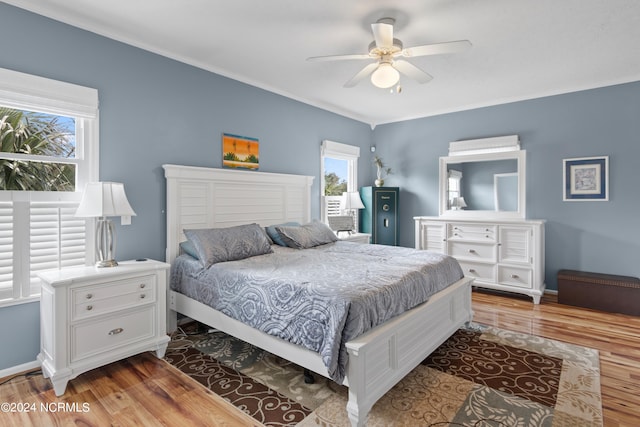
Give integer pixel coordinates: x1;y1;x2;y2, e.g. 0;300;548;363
439;150;526;219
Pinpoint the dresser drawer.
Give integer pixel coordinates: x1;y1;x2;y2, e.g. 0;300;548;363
498;266;533;289
72;275;156;320
449;224;497;242
449;241;497;262
458;261;496;283
71;306;155;362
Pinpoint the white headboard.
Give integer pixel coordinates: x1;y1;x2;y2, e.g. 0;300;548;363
163;164;314;263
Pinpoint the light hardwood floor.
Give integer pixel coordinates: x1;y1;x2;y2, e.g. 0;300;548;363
1;289;638;426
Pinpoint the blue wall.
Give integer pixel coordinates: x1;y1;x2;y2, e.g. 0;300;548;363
373;82;640;290
2;2;639;371
0;3;372;370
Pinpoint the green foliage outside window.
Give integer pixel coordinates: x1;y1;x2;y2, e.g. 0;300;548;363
324;172;347;196
0;107;76;191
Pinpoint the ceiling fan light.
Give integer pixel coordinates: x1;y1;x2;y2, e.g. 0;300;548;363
370;63;399;88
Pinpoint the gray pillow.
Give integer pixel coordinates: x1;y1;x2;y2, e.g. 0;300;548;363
179;240;199;259
276;220;338;249
184;223;273;268
266;221;300;246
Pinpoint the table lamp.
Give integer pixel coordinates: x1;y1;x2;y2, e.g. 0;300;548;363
75;182;136;267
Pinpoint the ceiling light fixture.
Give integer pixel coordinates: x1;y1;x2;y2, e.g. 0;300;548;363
370;63;399;88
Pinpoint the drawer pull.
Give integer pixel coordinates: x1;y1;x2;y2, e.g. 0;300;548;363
108;328;124;336
140;283;146;289
511;274;520;279
140;293;146;299
485;235;491;238
469;269;476;273
468;249;476;253
86;305;93;311
86;294;93;300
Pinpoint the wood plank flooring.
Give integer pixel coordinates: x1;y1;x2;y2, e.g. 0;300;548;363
0;289;638;426
0;351;263;426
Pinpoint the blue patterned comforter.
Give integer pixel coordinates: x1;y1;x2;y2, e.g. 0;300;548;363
170;241;463;383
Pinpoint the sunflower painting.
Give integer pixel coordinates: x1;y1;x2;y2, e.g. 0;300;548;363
222;133;259;170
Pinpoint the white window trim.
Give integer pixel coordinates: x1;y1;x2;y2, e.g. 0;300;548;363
0;68;99;307
320;140;360;224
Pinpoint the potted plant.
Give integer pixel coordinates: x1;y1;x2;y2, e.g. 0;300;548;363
373;155;392;187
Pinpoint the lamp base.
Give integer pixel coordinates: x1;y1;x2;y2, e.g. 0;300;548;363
95;217;118;268
96;259;119;268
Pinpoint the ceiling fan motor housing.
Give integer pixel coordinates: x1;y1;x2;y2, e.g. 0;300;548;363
368;39;403;56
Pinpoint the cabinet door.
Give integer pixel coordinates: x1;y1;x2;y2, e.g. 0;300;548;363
374;189;398;245
499;226;532;264
419;222;446;253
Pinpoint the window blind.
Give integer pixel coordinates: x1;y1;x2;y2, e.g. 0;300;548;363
0;201;85;303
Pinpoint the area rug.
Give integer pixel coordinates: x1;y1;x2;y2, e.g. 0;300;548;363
164;323;602;426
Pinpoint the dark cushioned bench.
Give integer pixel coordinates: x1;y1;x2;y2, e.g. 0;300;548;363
558;270;640;316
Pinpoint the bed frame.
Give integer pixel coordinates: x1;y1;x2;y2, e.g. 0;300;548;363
164;164;474;427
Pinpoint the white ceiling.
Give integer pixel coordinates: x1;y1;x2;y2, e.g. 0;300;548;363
6;0;640;126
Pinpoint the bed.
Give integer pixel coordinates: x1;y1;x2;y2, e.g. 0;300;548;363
164;164;474;427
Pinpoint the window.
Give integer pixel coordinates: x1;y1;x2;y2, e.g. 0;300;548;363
320;140;360;225
0;68;98;305
448;169;462;209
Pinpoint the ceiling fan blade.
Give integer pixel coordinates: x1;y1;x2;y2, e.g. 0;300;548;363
401;40;472;57
371;22;394;49
344;63;379;88
307;53;372;62
393;60;433;84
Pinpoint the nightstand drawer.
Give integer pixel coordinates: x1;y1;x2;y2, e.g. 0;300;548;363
72;275;156;320
71;306;155;362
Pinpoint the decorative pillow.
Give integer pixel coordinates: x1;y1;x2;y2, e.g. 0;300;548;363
179;240;199;259
266;222;300;246
184;223;273;268
276;220;338;249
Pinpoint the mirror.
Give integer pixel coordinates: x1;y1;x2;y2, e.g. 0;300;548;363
439;150;526;219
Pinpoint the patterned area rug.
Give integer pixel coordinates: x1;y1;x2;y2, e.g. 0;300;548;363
165;323;602;426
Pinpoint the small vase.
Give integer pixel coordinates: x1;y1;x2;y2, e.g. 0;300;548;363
375;179;384;187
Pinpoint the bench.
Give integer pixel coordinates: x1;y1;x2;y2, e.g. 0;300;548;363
558;270;640;316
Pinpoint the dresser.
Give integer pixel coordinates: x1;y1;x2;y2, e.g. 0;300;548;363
359;186;399;246
37;259;171;396
415;217;545;303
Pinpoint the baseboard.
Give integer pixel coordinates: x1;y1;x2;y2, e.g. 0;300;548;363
545;289;558;295
0;360;40;379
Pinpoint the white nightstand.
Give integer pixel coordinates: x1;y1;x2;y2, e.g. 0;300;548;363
37;259;171;396
339;232;371;244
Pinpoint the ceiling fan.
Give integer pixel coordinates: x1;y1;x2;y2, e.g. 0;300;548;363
307;18;471;89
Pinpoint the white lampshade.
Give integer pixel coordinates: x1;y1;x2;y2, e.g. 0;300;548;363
451;196;467;210
76;182;136;218
370;63;400;89
340;192;365;210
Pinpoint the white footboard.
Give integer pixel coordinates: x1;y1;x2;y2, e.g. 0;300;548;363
344;277;473;426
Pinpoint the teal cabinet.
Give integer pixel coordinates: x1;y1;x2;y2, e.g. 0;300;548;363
359;187;399;246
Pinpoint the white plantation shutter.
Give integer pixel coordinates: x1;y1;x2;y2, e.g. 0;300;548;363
326;196;343;217
0;201;86;303
0;203;13;300
29;203;85;294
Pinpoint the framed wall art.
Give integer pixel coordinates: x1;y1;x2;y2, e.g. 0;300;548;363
222;133;259;170
563;156;608;201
